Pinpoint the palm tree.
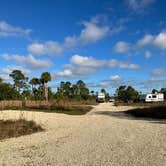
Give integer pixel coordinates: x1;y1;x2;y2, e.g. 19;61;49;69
29;77;41;96
40;72;51;101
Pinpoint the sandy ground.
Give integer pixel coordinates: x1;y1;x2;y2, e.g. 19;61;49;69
0;103;166;166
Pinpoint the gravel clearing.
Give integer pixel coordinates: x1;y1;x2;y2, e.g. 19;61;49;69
0;103;166;166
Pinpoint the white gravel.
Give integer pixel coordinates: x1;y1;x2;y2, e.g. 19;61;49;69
0;103;166;166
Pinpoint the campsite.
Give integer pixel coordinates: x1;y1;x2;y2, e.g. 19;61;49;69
0;0;166;165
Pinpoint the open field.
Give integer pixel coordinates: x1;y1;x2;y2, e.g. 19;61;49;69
0;103;166;166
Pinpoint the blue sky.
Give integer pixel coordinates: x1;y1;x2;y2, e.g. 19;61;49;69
0;0;166;93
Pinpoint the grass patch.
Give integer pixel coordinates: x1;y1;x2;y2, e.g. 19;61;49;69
0;119;43;140
125;106;166;119
25;105;92;115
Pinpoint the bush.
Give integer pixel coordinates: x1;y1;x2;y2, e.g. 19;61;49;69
0;119;43;140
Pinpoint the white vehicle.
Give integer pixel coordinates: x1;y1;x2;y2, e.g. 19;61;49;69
140;93;164;102
96;93;105;102
109;98;115;102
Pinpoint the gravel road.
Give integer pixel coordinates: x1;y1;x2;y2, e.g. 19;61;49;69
0;103;166;166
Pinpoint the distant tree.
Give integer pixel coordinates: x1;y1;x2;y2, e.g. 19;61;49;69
152;89;158;94
116;85;139;102
76;80;86;95
105;93;110;101
76;80;89;100
0;80;19;100
160;88;166;100
9;70;28;95
126;86;139;102
57;81;72;98
71;84;79;96
29;77;40;90
116;85;126;101
40;72;51;101
101;88;106;94
90;90;94;96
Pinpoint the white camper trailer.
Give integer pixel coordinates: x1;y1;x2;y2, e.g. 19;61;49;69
140;93;164;102
96;93;105;102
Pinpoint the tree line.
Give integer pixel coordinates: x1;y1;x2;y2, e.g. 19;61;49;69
0;69;165;101
115;85;166;102
0;70;93;101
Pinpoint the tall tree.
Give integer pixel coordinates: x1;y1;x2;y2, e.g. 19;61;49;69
29;77;41;99
40;72;51;101
76;80;89;100
29;77;41;90
9;70;28;95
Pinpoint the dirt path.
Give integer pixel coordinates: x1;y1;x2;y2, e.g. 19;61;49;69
0;103;166;166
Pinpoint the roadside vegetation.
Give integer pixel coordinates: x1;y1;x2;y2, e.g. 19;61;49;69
114;85;166;104
0;119;43;140
0;69;98;115
125;106;166;119
0;69;165;115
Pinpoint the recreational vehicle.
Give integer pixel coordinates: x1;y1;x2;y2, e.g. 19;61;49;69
140;93;164;102
96;93;105;102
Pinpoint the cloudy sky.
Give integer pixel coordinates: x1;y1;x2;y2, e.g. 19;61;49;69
0;0;166;93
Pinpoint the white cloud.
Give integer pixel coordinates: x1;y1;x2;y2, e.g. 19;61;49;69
28;41;63;56
108;59;140;69
28;16;124;55
136;32;166;50
2;54;52;69
70;54;106;68
64;20;109;48
79;21;109;44
0;65;31;81
53;54;140;80
127;0;156;12
140;77;166;89
56;69;73;78
109;75;122;81
54;54;105;79
114;32;166;57
151;68;166;75
153;32;166;50
150;77;166;82
145;50;152;58
114;41;131;53
137;34;154;47
0;21;31;38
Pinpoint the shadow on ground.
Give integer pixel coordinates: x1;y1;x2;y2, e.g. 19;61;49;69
94;106;166;124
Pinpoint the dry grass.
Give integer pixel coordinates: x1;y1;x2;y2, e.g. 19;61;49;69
24;100;93;115
0;119;43;140
0;100;22;110
0;100;94;115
